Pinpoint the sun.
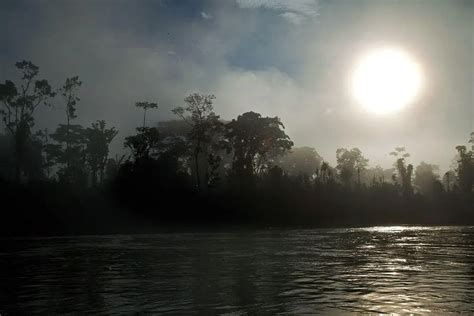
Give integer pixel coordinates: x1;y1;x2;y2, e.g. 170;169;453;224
351;47;423;114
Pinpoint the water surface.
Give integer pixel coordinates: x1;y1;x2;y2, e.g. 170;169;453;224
1;226;474;314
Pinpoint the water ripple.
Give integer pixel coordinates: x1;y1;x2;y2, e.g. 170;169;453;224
1;226;474;314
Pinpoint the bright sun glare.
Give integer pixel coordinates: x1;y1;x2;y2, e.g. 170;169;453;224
352;47;423;114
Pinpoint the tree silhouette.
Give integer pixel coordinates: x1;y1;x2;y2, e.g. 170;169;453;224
390;147;413;196
0;61;472;234
0;61;55;181
124;127;161;161
84;120;118;186
59;76;82;152
442;170;456;192
363;166;387;186
46;124;87;185
44;76;85;184
336;148;368;186
316;161;332;184
276;146;322;178
125;100;161;162
225;111;293;186
172;93;223;192
470;132;474;150
455;134;473;194
136;101;158;128
414;162;440;196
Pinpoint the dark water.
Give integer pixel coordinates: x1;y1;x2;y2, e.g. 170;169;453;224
1;226;474;314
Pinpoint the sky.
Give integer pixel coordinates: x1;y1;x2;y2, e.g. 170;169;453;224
0;0;472;171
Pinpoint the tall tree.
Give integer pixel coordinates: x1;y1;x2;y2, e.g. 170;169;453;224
336;147;368;186
455;133;473;194
136;101;158;128
225;111;293;185
59;76;82;154
443;170;456;193
84;120;118;186
0;61;55;181
125;100;161;161
315;161;336;185
390;147;413;196
172;93;223;192
45;76;84;184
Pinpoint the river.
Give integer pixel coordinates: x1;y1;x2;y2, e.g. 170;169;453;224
1;226;473;314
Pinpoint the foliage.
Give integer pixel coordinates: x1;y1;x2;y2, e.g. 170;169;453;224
172;93;224;192
390;147;414;195
84;120;118;186
276;146;322;178
0;60;473;236
124;127;161;160
336;147;368;186
136;101;158;127
455;134;474;193
414;162;441;196
60;76;82;124
46;124;88;185
0;61;55;181
225;111;293;185
46;76;86;184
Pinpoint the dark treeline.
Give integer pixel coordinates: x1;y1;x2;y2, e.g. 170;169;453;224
0;61;473;236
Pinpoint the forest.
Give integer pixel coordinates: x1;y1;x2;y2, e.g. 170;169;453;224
0;61;473;236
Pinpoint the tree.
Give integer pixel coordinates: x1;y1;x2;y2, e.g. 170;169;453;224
225;111;293;185
414;162;440;196
471;132;474;151
0;131;44;181
0;133;14;179
315;161;336;185
136;101;158;128
46;124;88;184
455;133;473;194
44;76;84;184
172;93;223;192
390;147;413;196
443;170;456;193
84;120;118;186
157;119;193;173
59;76;82;152
276;146;322;178
336;147;368;186
124;127;161;161
125;100;161;161
0;61;55;181
362;166;387;186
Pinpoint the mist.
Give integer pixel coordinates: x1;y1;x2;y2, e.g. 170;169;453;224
1;0;472;171
2;1;474;314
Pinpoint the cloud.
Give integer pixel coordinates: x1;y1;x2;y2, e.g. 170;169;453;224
201;11;212;20
279;12;305;25
235;0;319;24
0;0;471;171
213;67;304;120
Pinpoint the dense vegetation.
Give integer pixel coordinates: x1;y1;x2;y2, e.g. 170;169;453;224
1;61;473;236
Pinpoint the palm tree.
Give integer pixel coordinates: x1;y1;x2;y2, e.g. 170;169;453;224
135;101;158;127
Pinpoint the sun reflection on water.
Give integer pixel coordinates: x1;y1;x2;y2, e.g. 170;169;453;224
361;225;443;233
1;226;473;314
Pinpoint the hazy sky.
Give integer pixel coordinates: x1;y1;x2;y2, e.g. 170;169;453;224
1;0;472;171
